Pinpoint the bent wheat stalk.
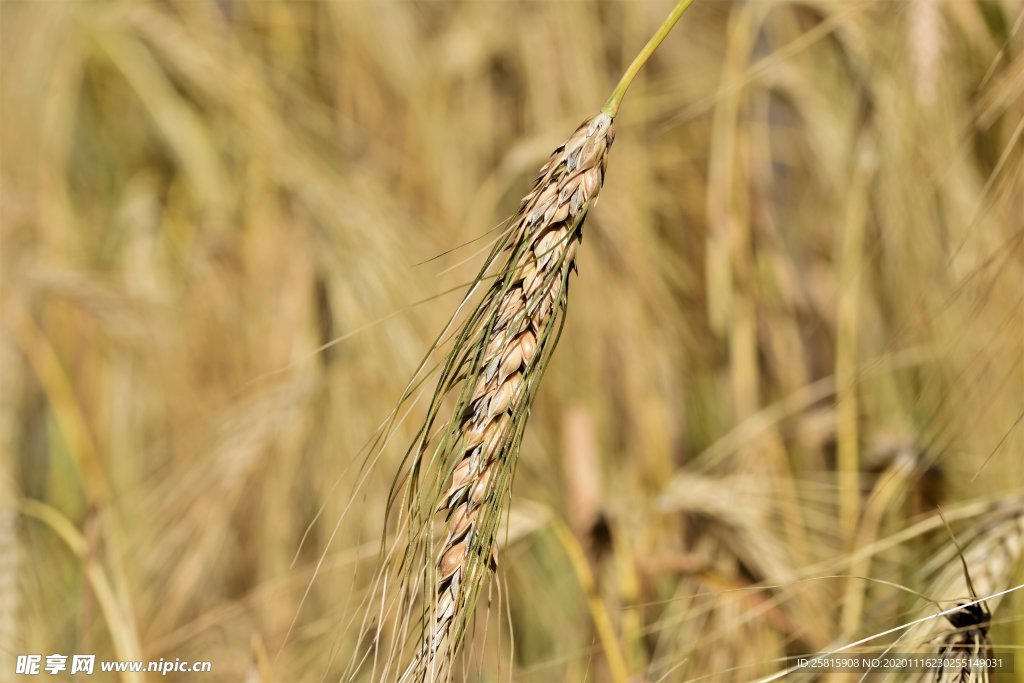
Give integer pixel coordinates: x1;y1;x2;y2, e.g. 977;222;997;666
379;2;696;681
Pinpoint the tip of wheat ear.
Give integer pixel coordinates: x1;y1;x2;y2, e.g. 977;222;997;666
399;113;615;682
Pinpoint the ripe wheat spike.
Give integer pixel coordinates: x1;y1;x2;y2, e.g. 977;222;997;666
394;113;615;683
359;3;696;680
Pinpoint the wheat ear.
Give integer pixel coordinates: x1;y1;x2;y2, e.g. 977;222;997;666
928;501;1023;683
396;113;615;683
384;3;696;681
890;499;1024;683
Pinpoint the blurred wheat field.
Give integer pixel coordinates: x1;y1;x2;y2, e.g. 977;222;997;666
1;0;1023;681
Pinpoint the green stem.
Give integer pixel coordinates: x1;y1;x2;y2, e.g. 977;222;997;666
602;0;696;118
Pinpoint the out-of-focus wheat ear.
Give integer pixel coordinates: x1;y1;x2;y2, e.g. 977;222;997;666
896;499;1023;683
929;507;995;683
925;500;1023;620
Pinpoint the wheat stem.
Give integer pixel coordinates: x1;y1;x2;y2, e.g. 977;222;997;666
602;0;696;118
552;520;630;683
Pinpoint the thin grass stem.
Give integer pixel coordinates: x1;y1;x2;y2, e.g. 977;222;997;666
602;0;696;118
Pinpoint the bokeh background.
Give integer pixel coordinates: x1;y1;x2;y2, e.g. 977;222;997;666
1;0;1022;681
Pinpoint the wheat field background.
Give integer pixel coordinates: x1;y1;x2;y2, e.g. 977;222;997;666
1;0;1022;681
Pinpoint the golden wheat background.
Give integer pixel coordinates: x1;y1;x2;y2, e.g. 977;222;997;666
1;0;1022;681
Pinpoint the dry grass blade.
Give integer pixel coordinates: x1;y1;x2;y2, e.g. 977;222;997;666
390;113;615;683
